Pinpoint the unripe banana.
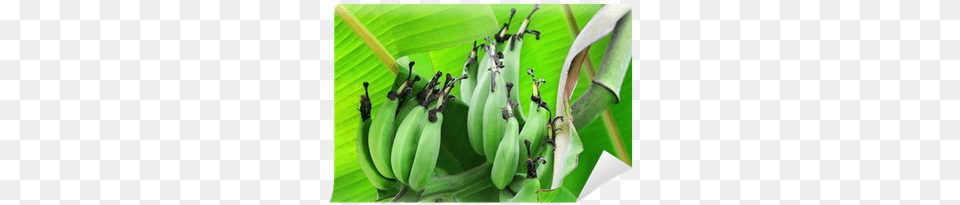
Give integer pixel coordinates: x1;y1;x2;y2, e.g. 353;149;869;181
502;42;526;125
537;117;562;189
537;146;554;190
394;97;418;131
408;108;441;191
391;71;443;184
409;74;464;191
393;61;431;131
509;140;547;202
467;41;500;156
507;173;526;194
482;69;509;161
502;5;541;122
499;186;515;202
491;83;520;189
391;105;425;184
508;175;541;203
517;68;550;169
356;82;396;190
518;102;547;166
459;41;479;104
466;68;490;156
367;93;400;179
491;108;519;189
368;62;419;179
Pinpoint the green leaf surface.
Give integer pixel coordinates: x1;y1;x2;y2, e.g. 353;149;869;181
400;53;437;79
433;146;465;175
342;4;501;59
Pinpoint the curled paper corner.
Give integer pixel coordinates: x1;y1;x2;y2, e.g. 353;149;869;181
576;151;631;202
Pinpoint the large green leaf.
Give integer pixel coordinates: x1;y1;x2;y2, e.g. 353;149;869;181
342;4;500;59
332;5;499;202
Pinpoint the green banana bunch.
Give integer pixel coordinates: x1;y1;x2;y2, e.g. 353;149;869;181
508;140;547;202
517;68;550;169
537;147;554;190
409;74;467;191
467;40;501;157
368;62;420;179
491;83;520;189
537;117;563;189
353;6;555;199
356;82;396;190
392;71;444;184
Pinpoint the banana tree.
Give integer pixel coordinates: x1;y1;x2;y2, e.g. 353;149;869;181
333;4;632;202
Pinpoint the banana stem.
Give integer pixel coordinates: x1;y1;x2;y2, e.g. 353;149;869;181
334;4;399;75
419;163;495;201
391;186;412;202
